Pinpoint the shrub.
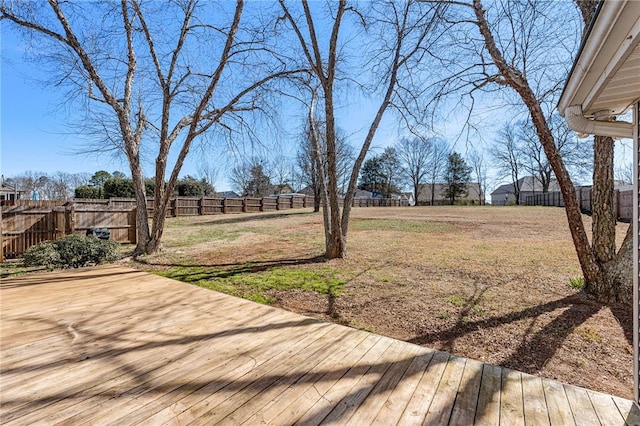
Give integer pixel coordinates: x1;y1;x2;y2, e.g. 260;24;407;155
74;185;102;199
23;235;120;269
23;241;61;268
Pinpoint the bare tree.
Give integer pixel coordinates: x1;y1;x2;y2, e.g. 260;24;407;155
42;172;85;200
271;155;295;194
615;162;633;185
397;136;432;205
230;159;273;197
467;146;487;205
297;117;354;211
518;114;592;192
427;0;629;301
197;160;219;195
491;123;524;204
5;170;90;201
278;0;445;258
2;0;302;255
6;171;48;200
426;137;450;206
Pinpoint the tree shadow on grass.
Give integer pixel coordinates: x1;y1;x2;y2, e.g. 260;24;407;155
136;255;329;280
610;302;633;346
409;293;603;375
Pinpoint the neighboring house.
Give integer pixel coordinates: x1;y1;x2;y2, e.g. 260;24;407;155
354;189;376;198
401;192;416;207
490;176;561;206
417;182;482;205
298;186;315;196
218;191;239;198
272;184;293;195
0;182;24;202
491;177;633;206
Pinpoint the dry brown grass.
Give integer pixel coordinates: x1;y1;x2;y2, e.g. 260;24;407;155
132;206;632;398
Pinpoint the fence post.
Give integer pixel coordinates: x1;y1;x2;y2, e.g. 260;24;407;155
65;204;75;235
54;207;66;240
223;197;228;214
576;187;581;211
242;198;247;213
199;197;204;216
129;208;137;244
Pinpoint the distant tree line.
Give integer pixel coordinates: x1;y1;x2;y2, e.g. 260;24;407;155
3;171;90;201
74;171;215;199
355;142;474;206
5;170;214;201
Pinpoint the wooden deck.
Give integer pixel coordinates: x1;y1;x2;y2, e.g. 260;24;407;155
1;265;638;425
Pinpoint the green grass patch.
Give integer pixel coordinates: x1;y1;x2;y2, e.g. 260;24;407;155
350;219;452;233
157;265;345;305
569;276;585;289
445;295;465;306
438;311;451;320
0;261;46;278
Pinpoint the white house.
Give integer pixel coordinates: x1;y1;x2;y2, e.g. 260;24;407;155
557;0;640;404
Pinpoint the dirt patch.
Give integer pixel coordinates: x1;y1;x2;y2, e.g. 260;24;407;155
133;206;633;398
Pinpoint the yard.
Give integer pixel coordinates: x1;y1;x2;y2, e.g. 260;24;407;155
130;206;632;399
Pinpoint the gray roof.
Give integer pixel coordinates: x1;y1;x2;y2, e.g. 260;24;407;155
491;176;560;196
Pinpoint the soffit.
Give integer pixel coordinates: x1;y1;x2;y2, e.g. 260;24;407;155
560;0;640;117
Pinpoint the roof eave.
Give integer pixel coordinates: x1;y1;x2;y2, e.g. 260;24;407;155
558;0;639;139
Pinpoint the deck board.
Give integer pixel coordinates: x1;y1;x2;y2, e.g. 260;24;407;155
521;374;550;426
0;265;634;425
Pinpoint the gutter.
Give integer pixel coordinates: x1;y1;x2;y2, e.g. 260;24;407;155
564;105;634;139
557;0;604;108
558;0;636;139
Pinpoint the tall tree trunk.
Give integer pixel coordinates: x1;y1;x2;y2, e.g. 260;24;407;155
574;0;631;303
473;0;609;299
604;226;633;304
592;135;616;263
130;156;151;257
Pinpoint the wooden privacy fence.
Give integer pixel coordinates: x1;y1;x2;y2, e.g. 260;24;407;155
73;195;408;217
2;200;136;260
2;195;408;259
524;188;633;222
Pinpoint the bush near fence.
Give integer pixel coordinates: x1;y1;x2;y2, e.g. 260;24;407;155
524;188;632;222
2;195;408;259
1;200;136;260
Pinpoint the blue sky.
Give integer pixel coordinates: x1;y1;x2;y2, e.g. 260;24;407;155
2;29;102;175
0;18;403;191
1;3;632;195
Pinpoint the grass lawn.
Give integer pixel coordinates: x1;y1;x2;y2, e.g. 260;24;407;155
129;205;632;399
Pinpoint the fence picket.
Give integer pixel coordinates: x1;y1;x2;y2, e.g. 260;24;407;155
524;189;632;222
